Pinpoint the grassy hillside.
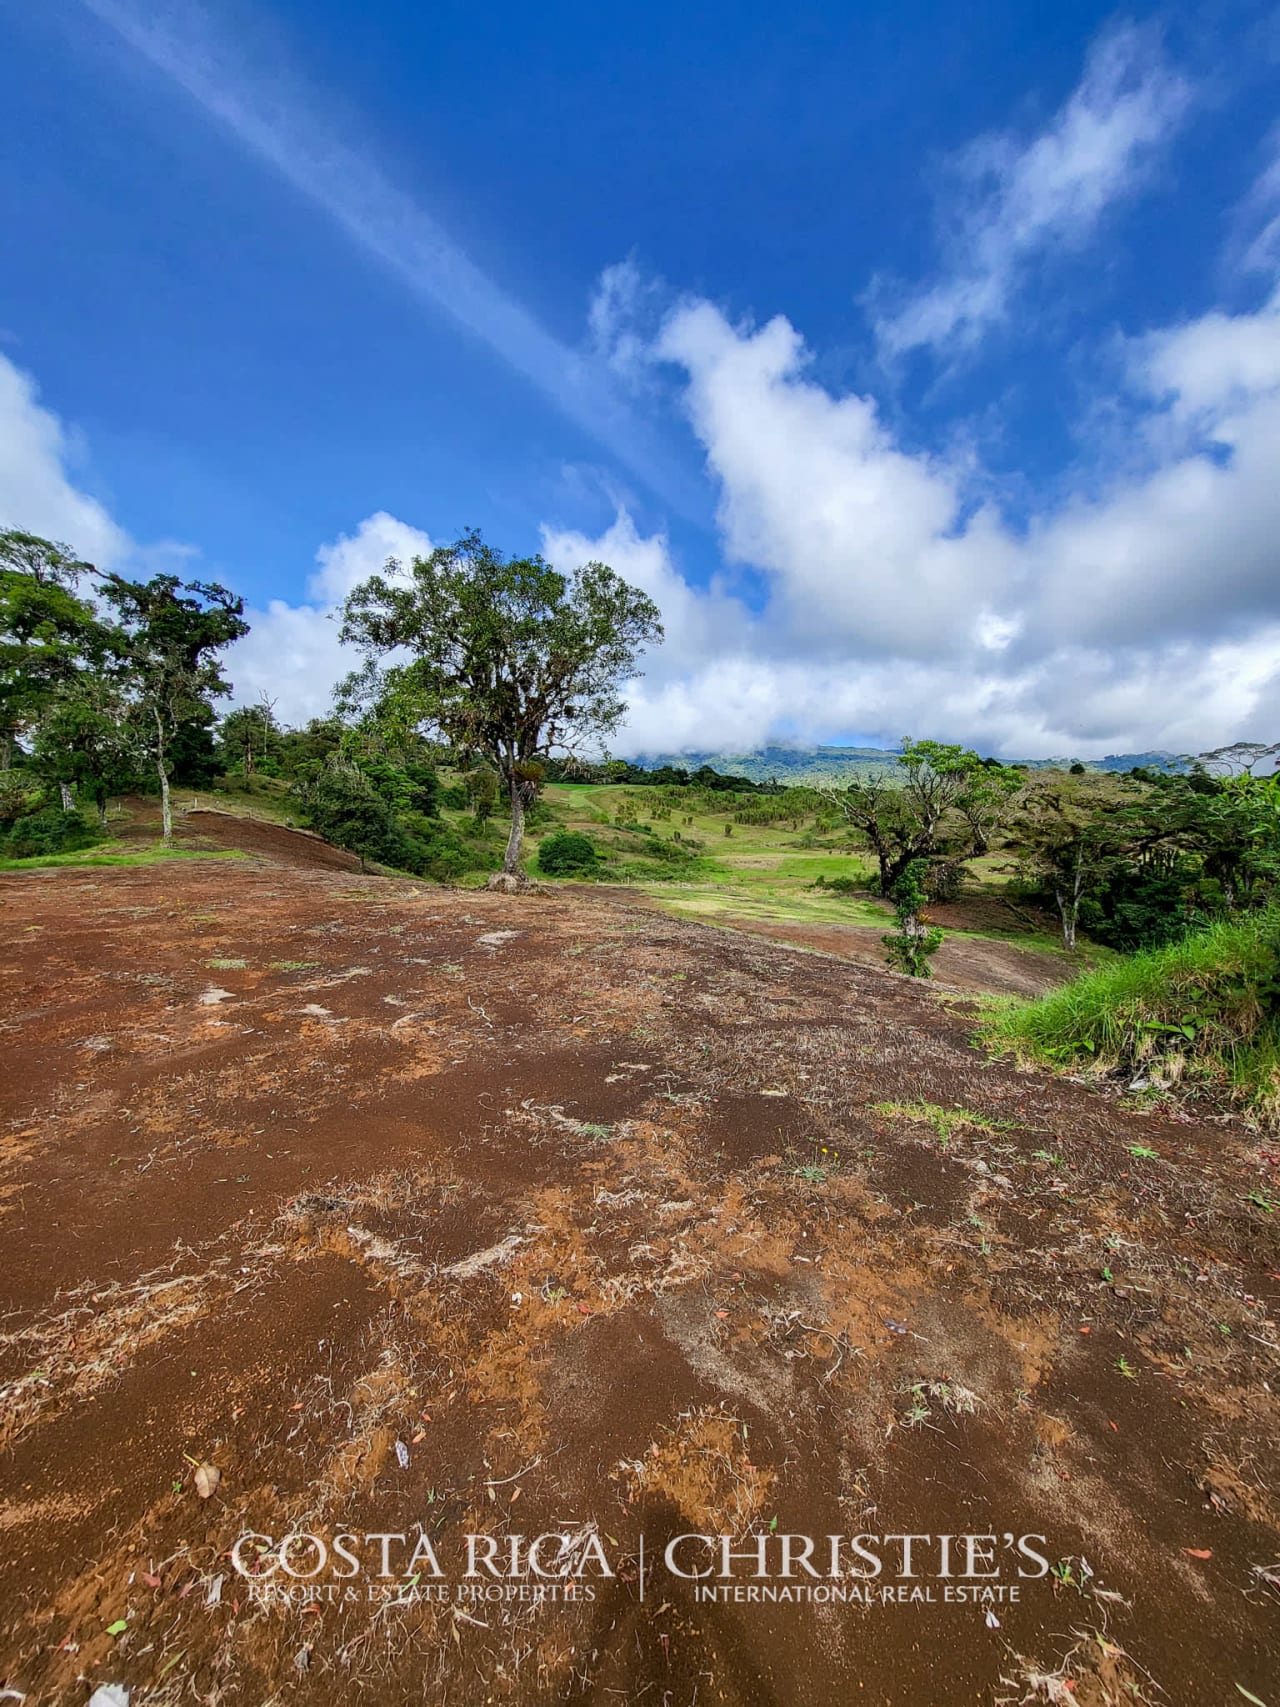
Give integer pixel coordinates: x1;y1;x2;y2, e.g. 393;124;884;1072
988;910;1280;1124
521;781;1068;952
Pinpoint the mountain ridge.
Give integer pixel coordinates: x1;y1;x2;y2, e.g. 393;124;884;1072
626;744;1187;784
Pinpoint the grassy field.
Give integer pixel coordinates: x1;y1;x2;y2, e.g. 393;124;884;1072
0;843;247;872
521;782;1073;952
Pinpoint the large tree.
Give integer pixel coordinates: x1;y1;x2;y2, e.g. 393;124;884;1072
339;529;662;882
101;574;249;841
820;739;1022;894
33;673;141;824
0;530;108;769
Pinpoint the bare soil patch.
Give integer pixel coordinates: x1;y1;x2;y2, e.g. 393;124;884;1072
2;859;1278;1704
706;912;1071;997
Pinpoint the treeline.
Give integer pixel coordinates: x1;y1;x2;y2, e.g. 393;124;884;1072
542;755;767;790
0;525;744;877
0;529;482;876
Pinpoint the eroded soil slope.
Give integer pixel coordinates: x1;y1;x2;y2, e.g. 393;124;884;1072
2;859;1278;1705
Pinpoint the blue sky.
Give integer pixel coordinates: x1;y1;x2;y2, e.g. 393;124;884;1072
2;0;1280;756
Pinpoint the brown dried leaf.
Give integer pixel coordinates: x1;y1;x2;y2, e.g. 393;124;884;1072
194;1463;221;1500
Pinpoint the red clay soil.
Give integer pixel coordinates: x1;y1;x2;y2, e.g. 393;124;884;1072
184;809;365;871
2;855;1279;1705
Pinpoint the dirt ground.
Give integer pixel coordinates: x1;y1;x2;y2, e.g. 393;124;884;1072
2;846;1279;1705
704;913;1069;999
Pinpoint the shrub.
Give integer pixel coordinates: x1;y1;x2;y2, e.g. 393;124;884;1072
357;756;440;816
924;859;968;904
298;763;430;874
537;830;600;876
0;771;45;827
3;806;101;859
1077;865;1192;952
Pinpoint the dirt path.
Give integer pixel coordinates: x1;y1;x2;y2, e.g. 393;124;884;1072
707;913;1070;997
2;861;1278;1705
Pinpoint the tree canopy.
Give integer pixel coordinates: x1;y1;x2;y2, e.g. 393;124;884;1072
339;529;662;878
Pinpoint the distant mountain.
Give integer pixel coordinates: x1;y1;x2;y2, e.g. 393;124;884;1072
629;744;1188;784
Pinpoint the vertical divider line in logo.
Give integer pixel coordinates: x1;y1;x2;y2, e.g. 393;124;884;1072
638;1531;645;1602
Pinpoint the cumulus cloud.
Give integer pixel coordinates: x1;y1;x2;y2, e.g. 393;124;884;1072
872;23;1190;357
657;303;1015;658
0;353;132;568
225;512;432;722
576;260;1280;757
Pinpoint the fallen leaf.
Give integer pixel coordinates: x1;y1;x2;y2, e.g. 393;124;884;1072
1183;1547;1213;1560
106;1618;128;1636
194;1463;221;1500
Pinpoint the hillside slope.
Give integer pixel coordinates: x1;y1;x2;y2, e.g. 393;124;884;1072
1;858;1277;1704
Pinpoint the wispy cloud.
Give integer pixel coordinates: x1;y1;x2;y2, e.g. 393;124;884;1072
78;0;695;512
872;22;1192;358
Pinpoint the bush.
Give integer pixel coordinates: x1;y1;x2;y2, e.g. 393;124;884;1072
2;806;101;859
882;858;943;977
924;859;968;904
0;771;45;827
438;783;470;810
298;764;430;874
537;830;600;876
1077;866;1191;952
357;756;440;816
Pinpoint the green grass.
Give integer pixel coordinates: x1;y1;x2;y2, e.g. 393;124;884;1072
870;1100;1007;1140
530;782;1084;953
987;910;1280;1124
0;845;247;872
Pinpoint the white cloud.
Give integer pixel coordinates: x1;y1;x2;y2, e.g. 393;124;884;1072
872;24;1190;357
658;303;1015;657
0;353;131;568
225;512;431;722
1237;128;1280;276
599;269;1280;757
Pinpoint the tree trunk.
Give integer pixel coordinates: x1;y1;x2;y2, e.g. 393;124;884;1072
97;797;108;828
502;775;526;875
154;708;172;843
1057;900;1077;951
59;782;74;811
1055;862;1082;950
